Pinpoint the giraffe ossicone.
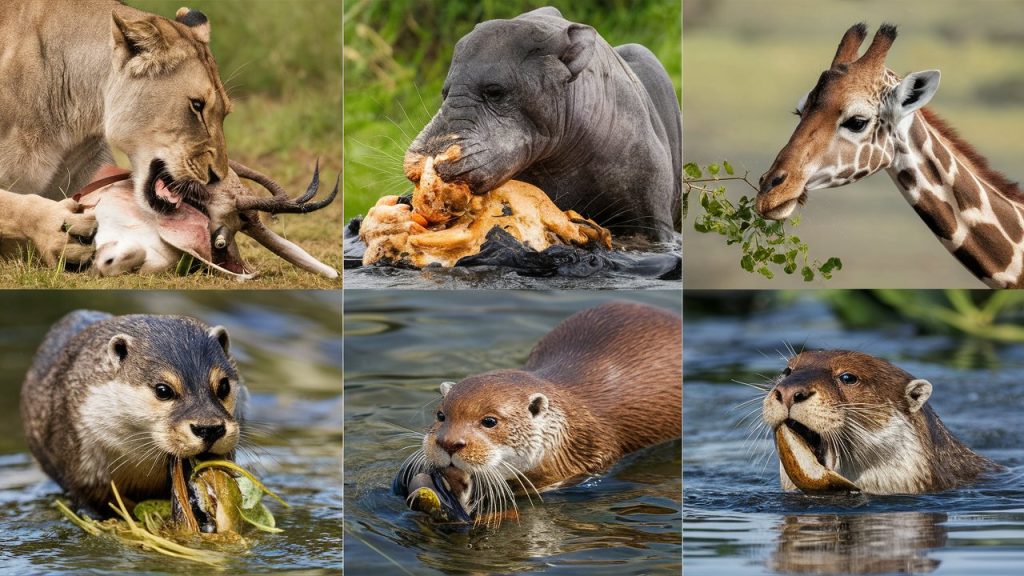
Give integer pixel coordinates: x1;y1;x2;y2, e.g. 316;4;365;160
758;23;1024;288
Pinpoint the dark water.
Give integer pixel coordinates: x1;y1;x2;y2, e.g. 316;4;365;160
344;227;682;290
344;290;682;575
0;292;342;573
684;294;1024;575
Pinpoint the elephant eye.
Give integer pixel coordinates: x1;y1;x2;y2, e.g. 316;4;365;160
481;84;506;101
841;116;869;133
837;372;859;385
481;416;498;428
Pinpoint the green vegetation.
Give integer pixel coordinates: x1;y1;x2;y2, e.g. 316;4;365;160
1;0;342;289
344;0;681;219
684;162;841;282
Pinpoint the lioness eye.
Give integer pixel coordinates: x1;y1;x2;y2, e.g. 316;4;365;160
481;416;498;428
838;372;859;385
841;116;869;132
190;99;205;114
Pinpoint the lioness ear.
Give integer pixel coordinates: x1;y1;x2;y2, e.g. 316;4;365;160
111;12;190;76
107;334;133;368
905;379;932;413
528;393;548;417
440;381;455;397
559;24;596;81
175;7;211;44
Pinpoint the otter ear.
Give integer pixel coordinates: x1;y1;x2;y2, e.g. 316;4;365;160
107;334;133;368
559;24;596;81
439;381;455;397
905;379;932;413
111;12;189;76
208;326;230;354
175;7;211;44
528;393;548;418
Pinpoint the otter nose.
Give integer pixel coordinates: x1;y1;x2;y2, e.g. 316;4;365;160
774;385;815;409
191;423;226;444
760;170;788;194
437;437;466;456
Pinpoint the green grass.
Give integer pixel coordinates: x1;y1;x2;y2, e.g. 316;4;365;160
343;0;681;219
0;0;342;289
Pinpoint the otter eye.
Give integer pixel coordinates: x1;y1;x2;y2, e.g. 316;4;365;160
481;416;498;428
783;367;792;376
838;372;859;385
190;98;205;114
841;116;869;133
436;411;445;422
153;383;176;401
216;377;231;400
481;84;506;102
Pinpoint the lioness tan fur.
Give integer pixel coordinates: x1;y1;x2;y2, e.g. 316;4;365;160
0;0;230;267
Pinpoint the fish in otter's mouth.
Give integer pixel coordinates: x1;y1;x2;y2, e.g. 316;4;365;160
145;159;209;214
394;467;472;523
775;419;860;493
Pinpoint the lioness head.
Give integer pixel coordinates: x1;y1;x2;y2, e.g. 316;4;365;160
104;7;231;214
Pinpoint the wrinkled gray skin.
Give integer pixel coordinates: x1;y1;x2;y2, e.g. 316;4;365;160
406;7;681;242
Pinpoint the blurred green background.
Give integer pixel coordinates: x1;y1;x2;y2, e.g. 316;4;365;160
344;0;682;220
684;0;1024;289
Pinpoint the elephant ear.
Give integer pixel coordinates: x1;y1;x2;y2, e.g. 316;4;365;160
559;24;596;81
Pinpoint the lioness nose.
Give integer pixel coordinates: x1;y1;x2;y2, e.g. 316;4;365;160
760;170;788;194
191;423;227;444
775;385;815;408
437;437;466;455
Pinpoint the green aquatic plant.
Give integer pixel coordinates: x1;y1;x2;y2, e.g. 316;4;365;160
54;460;288;565
683;161;841;281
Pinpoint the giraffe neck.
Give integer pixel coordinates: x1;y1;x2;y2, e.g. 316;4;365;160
885;108;1024;287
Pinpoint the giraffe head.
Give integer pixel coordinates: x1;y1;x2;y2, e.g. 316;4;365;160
757;23;941;220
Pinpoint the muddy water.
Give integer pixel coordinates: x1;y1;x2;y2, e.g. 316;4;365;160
684;294;1024;575
344;290;681;575
0;291;342;573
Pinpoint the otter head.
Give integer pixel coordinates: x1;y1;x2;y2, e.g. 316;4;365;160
92;315;245;462
413;370;558;516
762;349;932;492
105;7;231;215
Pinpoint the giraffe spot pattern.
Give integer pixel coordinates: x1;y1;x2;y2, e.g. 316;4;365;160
912;189;958;241
988;189;1024;243
952;223;1014;278
952;161;985;211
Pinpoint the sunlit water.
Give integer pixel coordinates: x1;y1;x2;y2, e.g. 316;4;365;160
344;290;682;575
684;294;1024;575
0;292;342;573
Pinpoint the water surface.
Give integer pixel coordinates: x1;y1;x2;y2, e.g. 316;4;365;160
684;294;1024;575
345;290;682;574
0;291;342;573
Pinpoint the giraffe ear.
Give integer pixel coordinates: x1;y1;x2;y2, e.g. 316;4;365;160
894;70;940;119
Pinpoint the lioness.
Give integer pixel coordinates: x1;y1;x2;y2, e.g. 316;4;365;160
0;1;230;267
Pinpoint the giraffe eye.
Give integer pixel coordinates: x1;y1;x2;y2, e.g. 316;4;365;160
841;116;869;133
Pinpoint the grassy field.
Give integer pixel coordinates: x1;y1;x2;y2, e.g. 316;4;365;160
0;0;342;289
684;0;1024;289
344;0;681;220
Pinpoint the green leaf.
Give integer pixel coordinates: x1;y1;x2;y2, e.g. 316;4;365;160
708;164;720;176
802;266;815;282
741;254;755;272
723;160;734;175
239;502;281;533
683;163;702;179
235;476;264;510
133;500;171;523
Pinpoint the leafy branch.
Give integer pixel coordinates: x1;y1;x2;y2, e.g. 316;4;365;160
683;161;841;281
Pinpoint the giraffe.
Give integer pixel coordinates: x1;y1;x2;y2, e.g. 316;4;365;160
757;23;1024;288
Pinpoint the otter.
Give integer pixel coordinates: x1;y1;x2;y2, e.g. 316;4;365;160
20;310;246;516
763;349;1000;494
395;301;681;524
